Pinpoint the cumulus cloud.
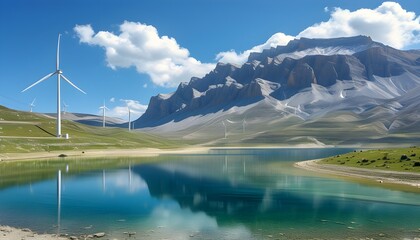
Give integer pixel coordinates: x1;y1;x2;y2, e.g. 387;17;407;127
216;32;294;65
298;1;420;49
216;2;420;65
75;2;420;82
109;97;115;103
74;22;215;87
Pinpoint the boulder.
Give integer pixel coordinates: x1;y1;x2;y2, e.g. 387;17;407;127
93;232;105;238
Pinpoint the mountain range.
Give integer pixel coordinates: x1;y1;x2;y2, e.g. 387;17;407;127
135;35;420;146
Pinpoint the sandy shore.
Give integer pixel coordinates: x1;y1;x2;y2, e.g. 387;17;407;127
295;159;420;188
0;147;212;162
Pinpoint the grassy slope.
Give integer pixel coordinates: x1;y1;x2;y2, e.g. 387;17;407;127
320;146;420;173
0;105;182;153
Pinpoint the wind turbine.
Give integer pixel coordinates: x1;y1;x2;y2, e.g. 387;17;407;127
22;34;86;138
62;102;69;114
99;101;109;128
128;107;131;131
222;120;227;139
242;118;246;133
29;98;36;112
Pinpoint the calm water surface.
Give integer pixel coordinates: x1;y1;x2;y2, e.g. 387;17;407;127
0;148;419;239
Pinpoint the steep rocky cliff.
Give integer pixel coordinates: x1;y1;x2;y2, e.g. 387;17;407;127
136;36;420;132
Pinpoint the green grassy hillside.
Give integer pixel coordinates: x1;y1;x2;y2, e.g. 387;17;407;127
0;105;181;153
320;147;420;173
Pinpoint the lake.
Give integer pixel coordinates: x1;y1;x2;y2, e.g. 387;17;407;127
0;148;419;239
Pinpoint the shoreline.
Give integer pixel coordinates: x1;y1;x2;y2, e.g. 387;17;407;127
295;159;420;189
0;144;337;162
0;147;211;162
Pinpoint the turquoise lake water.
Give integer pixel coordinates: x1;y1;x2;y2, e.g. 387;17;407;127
0;148;419;239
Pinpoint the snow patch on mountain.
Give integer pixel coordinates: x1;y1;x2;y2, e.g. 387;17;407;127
274;46;364;63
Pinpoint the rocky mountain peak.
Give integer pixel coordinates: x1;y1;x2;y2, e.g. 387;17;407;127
248;35;377;63
136;36;420;129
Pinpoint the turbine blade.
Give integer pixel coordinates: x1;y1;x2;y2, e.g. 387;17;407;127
105;107;110;110
57;34;61;70
61;74;86;94
31;98;36;105
22;72;56;92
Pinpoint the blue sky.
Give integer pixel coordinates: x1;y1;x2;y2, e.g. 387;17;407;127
1;0;419;120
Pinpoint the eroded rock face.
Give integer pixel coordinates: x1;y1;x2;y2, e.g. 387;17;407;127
354;47;405;79
136;36;420;127
287;63;316;88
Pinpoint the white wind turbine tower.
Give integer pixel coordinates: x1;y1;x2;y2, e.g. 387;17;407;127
242;118;246;133
222;120;227;139
29;98;36;112
62;102;69;114
22;34;86;138
99;101;109;128
128;107;131;131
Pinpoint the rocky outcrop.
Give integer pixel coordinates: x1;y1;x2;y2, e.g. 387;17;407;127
287;63;316;88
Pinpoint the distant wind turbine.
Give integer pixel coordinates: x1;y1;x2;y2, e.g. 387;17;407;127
62;102;69;114
99;101;110;128
22;34;86;137
128;107;131;131
29;98;36;112
242;118;246;133
222;120;227;139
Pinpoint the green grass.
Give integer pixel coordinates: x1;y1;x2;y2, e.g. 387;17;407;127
0;105;183;153
320;146;420;173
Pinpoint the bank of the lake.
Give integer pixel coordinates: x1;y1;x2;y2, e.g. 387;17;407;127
295;159;420;191
0;147;210;162
0;144;330;162
321;147;420;173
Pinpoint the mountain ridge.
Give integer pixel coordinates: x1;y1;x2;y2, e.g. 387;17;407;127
134;35;420;145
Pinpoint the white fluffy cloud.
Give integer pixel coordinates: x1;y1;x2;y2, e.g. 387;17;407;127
216;32;294;65
75;2;420;82
216;2;420;65
74;21;215;87
298;1;420;49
